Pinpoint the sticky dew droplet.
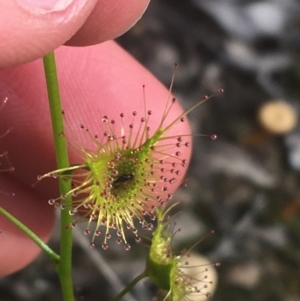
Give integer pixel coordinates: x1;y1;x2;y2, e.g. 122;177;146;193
48;199;56;205
124;243;131;251
69;208;78;215
102;243;109;250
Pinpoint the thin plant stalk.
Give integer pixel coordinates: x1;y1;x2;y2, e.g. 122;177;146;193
0;207;60;264
111;271;148;301
43;52;75;301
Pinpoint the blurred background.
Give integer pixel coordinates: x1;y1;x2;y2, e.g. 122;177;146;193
2;0;300;300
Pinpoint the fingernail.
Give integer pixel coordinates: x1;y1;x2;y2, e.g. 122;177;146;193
15;0;83;14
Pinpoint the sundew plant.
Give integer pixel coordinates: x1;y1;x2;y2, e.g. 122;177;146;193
146;203;219;301
111;202;219;301
0;52;221;301
37;64;220;251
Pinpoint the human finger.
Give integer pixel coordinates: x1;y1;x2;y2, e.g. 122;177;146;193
65;0;150;46
0;41;192;196
0;0;149;68
0;41;192;273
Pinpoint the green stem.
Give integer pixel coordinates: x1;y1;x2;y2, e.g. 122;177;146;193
111;271;147;301
43;52;75;301
0;206;60;263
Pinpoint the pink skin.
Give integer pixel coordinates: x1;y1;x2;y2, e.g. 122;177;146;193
0;1;192;276
0;0;149;68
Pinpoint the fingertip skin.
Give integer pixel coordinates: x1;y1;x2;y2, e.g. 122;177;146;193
0;41;191;275
65;0;150;46
0;41;191;194
0;0;150;68
0;0;98;68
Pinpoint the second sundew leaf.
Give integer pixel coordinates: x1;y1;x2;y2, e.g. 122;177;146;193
146;205;176;291
38;76;223;251
146;204;219;301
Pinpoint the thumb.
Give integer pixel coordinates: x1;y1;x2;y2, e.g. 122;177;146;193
0;0;98;68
